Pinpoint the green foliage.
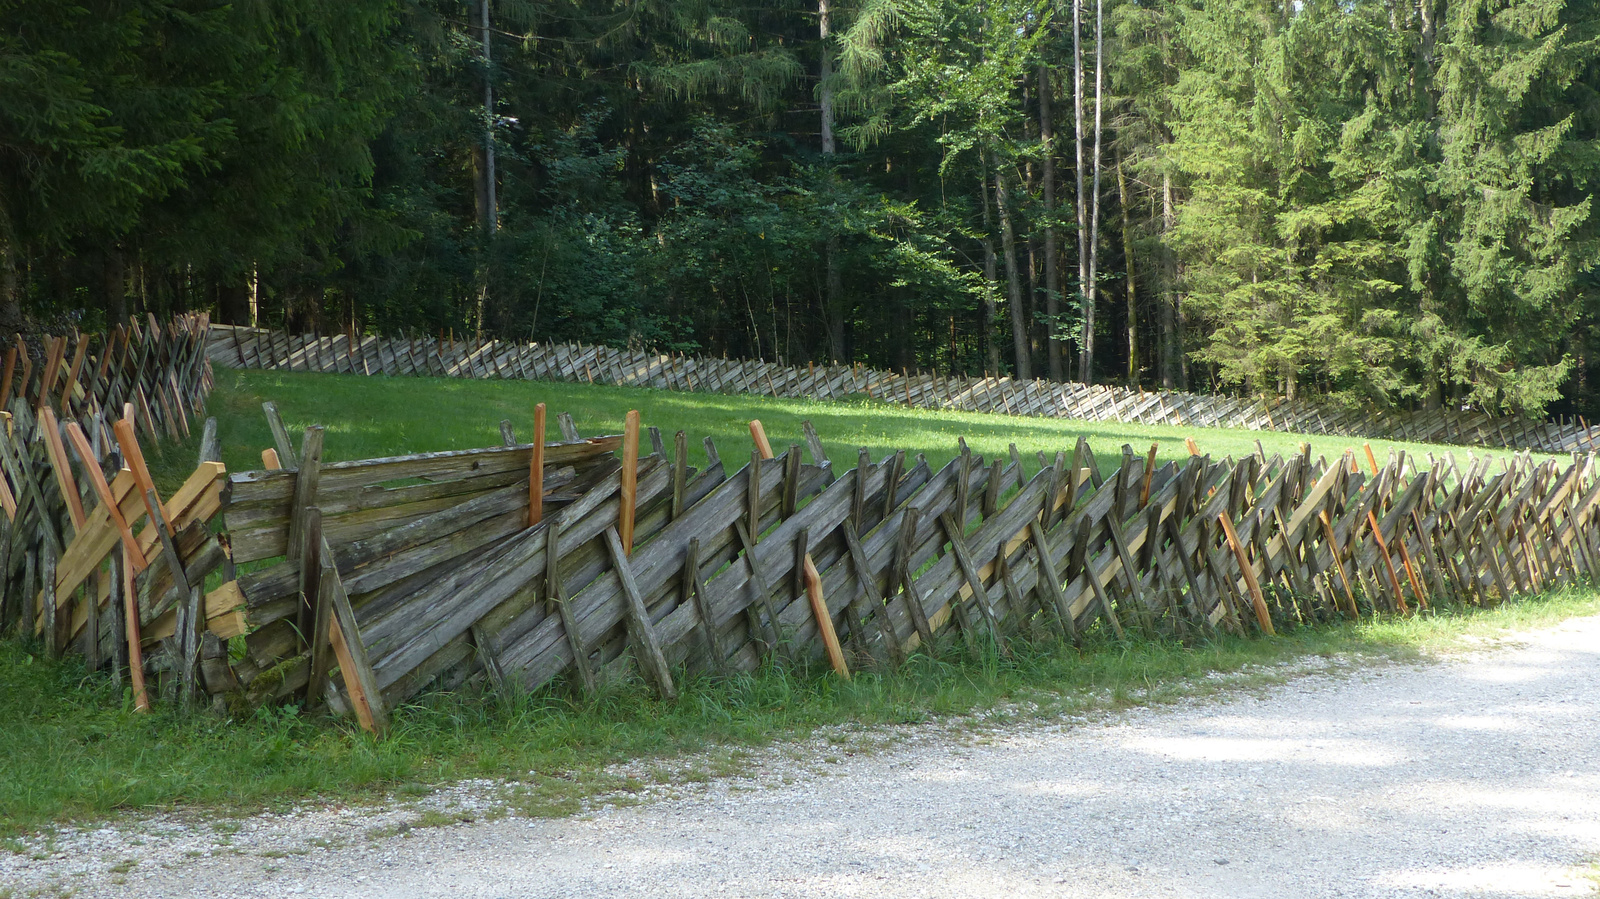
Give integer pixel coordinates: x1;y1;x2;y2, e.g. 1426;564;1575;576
1166;0;1600;412
7;0;1600;416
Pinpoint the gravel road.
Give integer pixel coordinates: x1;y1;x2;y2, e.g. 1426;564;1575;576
6;616;1599;898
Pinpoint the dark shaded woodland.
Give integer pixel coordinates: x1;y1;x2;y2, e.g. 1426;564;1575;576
5;0;1600;415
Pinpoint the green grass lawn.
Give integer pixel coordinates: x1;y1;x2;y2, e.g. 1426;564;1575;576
147;368;1534;489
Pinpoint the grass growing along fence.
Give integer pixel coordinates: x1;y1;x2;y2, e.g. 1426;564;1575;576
3;585;1597;836
148;368;1546;492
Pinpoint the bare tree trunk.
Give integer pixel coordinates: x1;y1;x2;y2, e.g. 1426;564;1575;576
979;175;1003;375
995;162;1032;381
1084;0;1105;385
820;0;836;156
1040;64;1063;381
1022;80;1042;369
1161;170;1186;390
1116;157;1137;386
1073;0;1092;383
1028;235;1041;365
820;0;847;361
480;0;497;235
474;0;495;343
471;146;489;229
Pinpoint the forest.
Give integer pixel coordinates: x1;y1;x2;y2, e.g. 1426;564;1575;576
3;0;1599;417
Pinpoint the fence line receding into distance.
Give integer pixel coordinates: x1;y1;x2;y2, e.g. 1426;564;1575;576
15;380;1600;734
0;315;216;713
207;323;1600;454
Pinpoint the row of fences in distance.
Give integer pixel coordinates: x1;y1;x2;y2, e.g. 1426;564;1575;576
208;323;1600;454
20;374;1600;732
0;315;216;713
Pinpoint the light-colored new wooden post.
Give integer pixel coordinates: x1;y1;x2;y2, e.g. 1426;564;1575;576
1139;442;1159;507
113;418;167;536
529;402;546;527
107;413;158;711
1366;509;1410;614
1320;510;1360;619
619;409;639;554
38;407;86;530
748;419;775;458
117;401;168;517
1218;510;1275;635
64;422;145;568
750;419;849;679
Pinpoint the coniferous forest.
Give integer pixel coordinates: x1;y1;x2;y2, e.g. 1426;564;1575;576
4;0;1600;416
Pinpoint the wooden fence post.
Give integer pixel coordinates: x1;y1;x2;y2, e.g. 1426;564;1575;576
529;402;546;527
605;526;677;700
1218;510;1274;635
620;410;639;554
748;417;848;678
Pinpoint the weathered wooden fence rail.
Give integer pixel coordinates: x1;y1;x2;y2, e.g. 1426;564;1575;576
0;315;216;710
13;340;1600;731
207;323;1600;454
86;401;1600;732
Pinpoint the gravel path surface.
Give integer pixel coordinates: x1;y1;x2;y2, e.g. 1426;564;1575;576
6;617;1599;898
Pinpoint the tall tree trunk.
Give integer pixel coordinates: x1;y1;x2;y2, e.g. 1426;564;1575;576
819;0;836;157
995;161;1032;380
1161;170;1185;389
1022;80;1042;369
474;0;495;343
480;0;496;235
1040;64;1064;381
1083;0;1105;385
1417;0;1444;400
1418;0;1437;81
1073;0;1092;383
1028;235;1041;365
979;174;1003;375
471;146;489;230
102;246;129;327
820;0;846;361
1116;157;1137;386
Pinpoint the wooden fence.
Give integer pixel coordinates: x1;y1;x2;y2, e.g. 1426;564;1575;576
36;393;1582;733
0;315;216;708
11;310;1600;730
207;323;1600;454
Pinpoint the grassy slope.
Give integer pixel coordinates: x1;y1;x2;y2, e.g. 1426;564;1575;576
149;368;1535;488
9;367;1580;835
